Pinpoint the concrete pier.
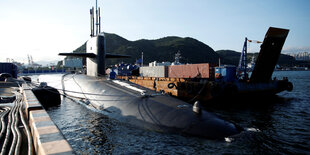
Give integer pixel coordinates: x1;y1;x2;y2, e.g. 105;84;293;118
22;84;74;155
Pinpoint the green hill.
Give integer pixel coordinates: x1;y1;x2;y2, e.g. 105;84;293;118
68;33;302;68
71;33;219;66
216;50;241;66
216;50;298;67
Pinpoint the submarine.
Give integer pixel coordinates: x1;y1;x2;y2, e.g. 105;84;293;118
49;3;242;139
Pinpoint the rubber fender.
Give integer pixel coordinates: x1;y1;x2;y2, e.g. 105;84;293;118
0;73;12;81
0;73;12;78
168;83;176;89
32;86;61;108
22;76;32;83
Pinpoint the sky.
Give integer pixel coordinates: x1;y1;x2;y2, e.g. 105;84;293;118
0;0;309;65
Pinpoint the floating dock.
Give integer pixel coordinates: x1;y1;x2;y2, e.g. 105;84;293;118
116;27;293;104
117;75;293;104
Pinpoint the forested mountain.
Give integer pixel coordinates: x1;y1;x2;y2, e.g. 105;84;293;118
216;50;298;67
67;33;301;67
72;33;219;66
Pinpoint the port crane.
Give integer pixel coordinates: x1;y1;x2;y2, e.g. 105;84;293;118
237;37;262;80
27;54;34;67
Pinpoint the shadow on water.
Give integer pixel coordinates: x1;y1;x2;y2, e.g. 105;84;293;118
46;94;303;154
200;94;310;154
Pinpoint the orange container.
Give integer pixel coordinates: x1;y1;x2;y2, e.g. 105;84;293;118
168;63;209;78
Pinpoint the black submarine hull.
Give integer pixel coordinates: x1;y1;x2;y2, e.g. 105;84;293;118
39;74;241;139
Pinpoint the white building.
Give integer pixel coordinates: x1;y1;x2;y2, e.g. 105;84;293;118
149;61;171;67
63;58;83;68
288;52;310;61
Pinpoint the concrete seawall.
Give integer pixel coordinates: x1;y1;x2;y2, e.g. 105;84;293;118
22;84;74;155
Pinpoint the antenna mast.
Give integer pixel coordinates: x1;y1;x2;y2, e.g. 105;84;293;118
95;0;99;35
90;8;94;37
98;7;101;33
90;0;102;37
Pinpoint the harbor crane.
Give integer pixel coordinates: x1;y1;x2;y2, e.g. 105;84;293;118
237;38;262;80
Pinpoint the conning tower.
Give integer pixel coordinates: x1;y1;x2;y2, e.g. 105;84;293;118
59;2;129;76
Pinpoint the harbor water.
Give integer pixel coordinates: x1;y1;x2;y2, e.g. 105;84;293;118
30;71;310;154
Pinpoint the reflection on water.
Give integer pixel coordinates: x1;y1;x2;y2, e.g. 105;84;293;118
31;71;310;154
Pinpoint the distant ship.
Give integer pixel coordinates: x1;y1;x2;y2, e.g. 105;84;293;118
247;56;255;72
